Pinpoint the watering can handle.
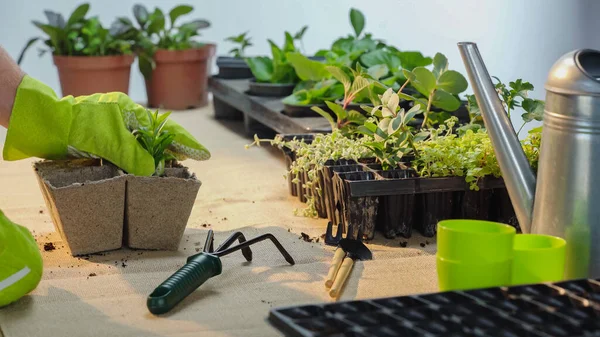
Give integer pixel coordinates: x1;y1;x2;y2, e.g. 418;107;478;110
147;253;222;315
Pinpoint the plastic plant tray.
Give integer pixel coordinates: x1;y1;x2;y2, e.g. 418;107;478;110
268;278;600;337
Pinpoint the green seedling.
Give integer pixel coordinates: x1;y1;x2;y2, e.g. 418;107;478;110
133;110;176;176
225;31;252;58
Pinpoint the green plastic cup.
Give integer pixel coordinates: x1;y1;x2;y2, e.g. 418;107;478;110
437;255;512;291
511;234;566;286
437;220;516;263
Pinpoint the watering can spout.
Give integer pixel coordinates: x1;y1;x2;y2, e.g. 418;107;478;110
457;42;537;233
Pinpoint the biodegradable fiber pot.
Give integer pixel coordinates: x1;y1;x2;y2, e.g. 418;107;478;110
146;44;216;110
34;160;126;256
53;54;135;97
125;167;201;250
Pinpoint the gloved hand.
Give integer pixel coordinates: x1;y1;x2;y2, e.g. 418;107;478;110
0;210;42;307
3;75;210;176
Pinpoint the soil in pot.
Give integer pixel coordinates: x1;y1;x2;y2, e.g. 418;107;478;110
34;160;126;256
125;166;201;250
216;56;253;79
53;54;134;97
213;96;244;120
334;171;379;240
145;44;216;110
248;79;295;97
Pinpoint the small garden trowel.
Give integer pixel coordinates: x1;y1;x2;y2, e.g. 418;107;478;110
325;238;373;298
147;229;295;314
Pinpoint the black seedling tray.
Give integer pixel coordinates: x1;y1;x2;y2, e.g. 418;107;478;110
209;78;331;135
269;278;600;337
283;103;330;118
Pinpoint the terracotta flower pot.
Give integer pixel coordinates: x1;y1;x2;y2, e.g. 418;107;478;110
145;44;216;110
53;54;135;97
34;160;127;256
125;166;201;250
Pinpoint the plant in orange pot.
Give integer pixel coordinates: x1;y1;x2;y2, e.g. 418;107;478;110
17;3;136;97
116;4;215;110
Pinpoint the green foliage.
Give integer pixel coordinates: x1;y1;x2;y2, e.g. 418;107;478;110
282;79;343;105
398;52;468;127
115;4;210;79
132;110;176;176
245;31;303;84
225;31;252;58
287;53;330;81
311;101;367;136
349;8;365;37
413;123;501;191
246;130;373;217
465;76;544;135
18;3;134;64
521;126;542;172
356;88;426;169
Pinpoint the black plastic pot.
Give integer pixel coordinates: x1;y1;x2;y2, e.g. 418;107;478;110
418;190;458;237
216;56;253;79
458;188;493;220
375;170;416;239
282;103;329;118
334;171;379;240
248;79;295;97
213;96;243;120
490;188;521;232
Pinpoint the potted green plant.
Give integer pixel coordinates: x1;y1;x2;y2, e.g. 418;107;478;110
125;110;202;250
18;3;136;97
116;4;215;109
216;31;254;79
245;28;307;97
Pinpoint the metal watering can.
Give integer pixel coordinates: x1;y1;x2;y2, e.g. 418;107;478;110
458;42;600;279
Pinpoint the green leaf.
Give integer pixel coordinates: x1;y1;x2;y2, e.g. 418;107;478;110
356;125;375;136
67;3;90;27
431;89;461;111
33;21;62;53
349;76;370;96
283;32;296;53
17;37;40;64
326;66;351;92
360;49;401;71
294;25;308;39
286;52;329;81
521;98;544;122
245;56;273;82
325;101;348;120
367;64;389;80
432;53;448;79
169;5;193;27
147;8;165;35
436;70;468;94
44;11;66;28
510;79;534;97
395;51;432;70
349;8;365;37
311;106;336;129
138;53;155;80
403;104;423;124
412;67;436;96
347;110;367;125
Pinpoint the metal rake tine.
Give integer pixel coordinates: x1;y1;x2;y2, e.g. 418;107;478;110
214;231;252;261
203;230;215;253
215;233;295;265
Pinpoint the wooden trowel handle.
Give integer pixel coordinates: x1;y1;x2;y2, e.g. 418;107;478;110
325;248;346;288
329;257;354;298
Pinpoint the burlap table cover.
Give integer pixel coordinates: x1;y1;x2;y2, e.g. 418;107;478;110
0;105;438;337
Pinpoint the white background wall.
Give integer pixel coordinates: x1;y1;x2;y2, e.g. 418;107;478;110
1;0;598;139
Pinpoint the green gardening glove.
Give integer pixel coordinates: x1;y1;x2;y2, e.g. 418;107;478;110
3;76;210;176
0;210;43;307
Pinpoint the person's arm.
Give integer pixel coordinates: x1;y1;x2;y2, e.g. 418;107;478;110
0;46;25;128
